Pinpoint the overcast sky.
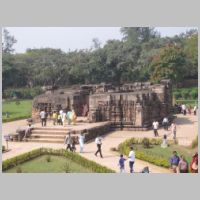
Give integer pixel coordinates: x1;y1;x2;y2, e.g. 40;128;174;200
4;27;197;53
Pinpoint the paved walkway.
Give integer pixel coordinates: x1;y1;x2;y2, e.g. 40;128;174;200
2;113;198;173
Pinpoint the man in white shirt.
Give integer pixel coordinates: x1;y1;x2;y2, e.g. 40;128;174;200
40;110;46;127
152;120;159;137
94;135;103;158
162;117;169;130
128;147;135;173
182;104;186;115
193;106;197;115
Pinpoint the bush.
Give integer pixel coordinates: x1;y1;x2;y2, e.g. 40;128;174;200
142;138;151;148
63;163;70;173
46;155;51;162
16;166;22;173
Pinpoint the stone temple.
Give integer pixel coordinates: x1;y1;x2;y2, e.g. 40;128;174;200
32;79;172;130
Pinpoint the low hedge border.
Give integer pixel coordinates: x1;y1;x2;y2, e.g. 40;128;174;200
2;148;115;173
118;138;171;168
3;115;31;123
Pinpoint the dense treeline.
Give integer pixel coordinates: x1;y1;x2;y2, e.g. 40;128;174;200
2;28;198;95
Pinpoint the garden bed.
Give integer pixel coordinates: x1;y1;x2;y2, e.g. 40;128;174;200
118;138;197;168
2;148;115;173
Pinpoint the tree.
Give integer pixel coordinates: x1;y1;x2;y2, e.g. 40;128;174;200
150;45;187;84
2;29;17;54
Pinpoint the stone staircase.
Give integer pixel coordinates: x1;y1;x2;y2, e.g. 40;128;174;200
28;127;69;143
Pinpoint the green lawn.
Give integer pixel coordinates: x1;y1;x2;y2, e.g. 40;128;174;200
5;155;93;173
2;100;32;122
134;144;197;164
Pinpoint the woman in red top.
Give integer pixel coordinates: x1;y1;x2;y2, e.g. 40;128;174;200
190;153;198;173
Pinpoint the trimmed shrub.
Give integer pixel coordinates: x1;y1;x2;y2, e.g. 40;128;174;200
46;155;51;162
16;166;22;173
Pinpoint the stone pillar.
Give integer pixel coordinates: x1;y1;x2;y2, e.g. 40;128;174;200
135;103;142;127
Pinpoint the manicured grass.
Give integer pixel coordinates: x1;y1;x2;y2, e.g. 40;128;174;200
118;138;198;168
134;144;197;164
2;100;32;122
5;155;93;173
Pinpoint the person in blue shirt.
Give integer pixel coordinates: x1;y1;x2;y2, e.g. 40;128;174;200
170;151;180;173
118;154;126;173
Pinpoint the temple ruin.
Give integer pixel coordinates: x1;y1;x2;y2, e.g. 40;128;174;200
32;79;172;130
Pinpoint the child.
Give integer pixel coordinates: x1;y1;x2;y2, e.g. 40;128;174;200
118;154;126;173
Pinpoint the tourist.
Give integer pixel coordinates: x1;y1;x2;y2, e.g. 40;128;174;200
66;110;72;125
64;132;73;151
193;105;197;116
141;166;150;173
59;109;63;116
71;109;77;125
95;135;103;158
52;111;57;125
178;155;189;173
170;151;180;173
190;152;198;173
161;134;168;148
71;137;76;152
188;106;192;115
162;117;169;130
170;121;177;141
181;104;186;115
128;146;135;173
61;111;67;127
40;109;46;127
79;131;85;153
152;120;159;137
118;154;126;173
57;113;62;125
23;124;33;141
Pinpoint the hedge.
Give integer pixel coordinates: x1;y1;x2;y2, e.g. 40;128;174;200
2;148;115;173
118;138;170;168
173;87;198;100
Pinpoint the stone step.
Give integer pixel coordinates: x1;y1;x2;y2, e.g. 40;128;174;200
33;127;69;131
30;134;66;139
28;138;64;144
32;129;68;135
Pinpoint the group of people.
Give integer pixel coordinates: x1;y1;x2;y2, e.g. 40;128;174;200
170;151;198;173
175;104;197;116
152;117;177;140
52;109;77;126
39;108;77;127
64;130;85;153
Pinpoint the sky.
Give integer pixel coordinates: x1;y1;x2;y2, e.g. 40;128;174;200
4;27;197;53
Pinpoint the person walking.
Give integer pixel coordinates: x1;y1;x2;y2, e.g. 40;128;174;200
52;111;57;125
193;105;197;116
152;120;159;137
79;131;85;153
64;132;73;151
182;104;186;115
170;121;177;141
170;151;180;173
128;147;135;173
162;117;169;130
95;135;103;158
40;109;46;127
178;155;189;173
118;154;126;173
61;111;67;127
